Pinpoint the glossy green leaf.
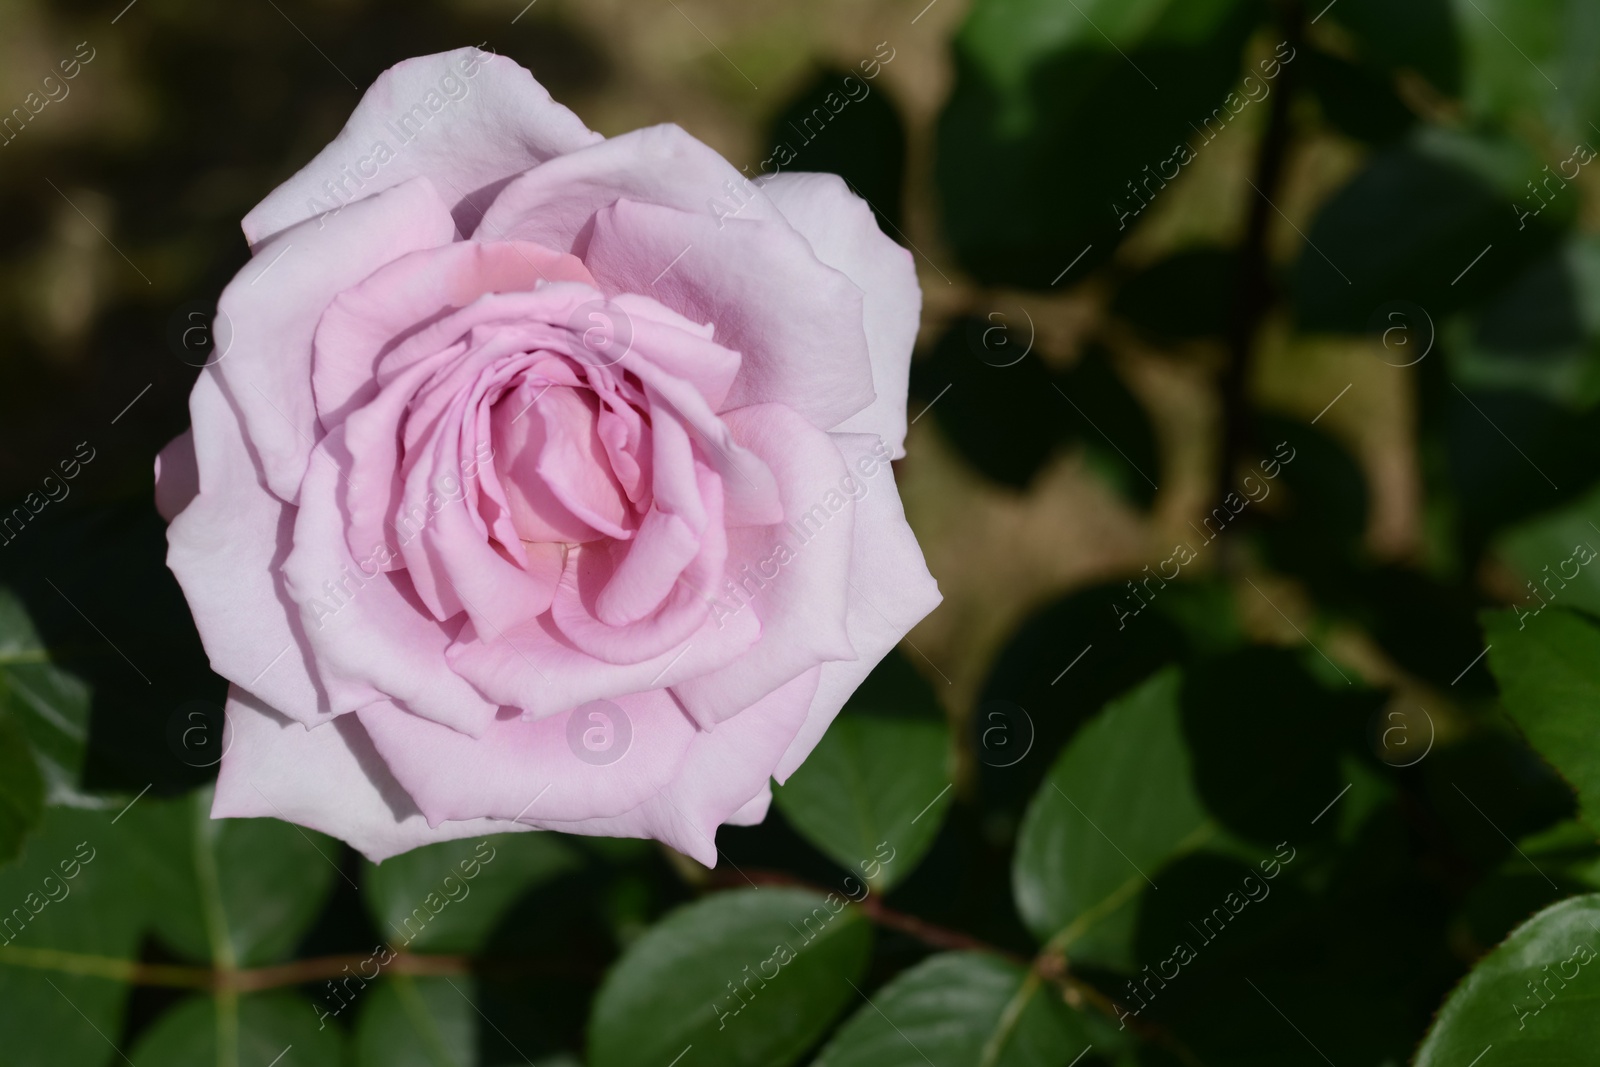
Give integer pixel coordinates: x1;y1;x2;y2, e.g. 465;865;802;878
364;832;580;954
1013;668;1210;968
775;716;948;892
774;651;950;891
1484;608;1600;834
1415;894;1600;1063
133;789;340;967
1496;486;1600;617
129;991;344;1067
354;975;477;1067
814;952;1098;1067
0;806;143;1067
0;585;92;806
588;888;871;1067
0;688;44;864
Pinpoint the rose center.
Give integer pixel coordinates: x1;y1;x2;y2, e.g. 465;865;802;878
489;378;635;545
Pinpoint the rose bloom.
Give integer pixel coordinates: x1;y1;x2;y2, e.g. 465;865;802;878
155;48;940;863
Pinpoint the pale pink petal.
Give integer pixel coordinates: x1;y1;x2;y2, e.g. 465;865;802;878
283;428;501;736
474;124;781;251
313;240;594;427
671;406;857;725
217;177;457;501
774;435;941;781
154;429;199;522
445;597;760;721
243;49;600;247
761;172;921;458
356;688;698;826
213;688;527;863
726;785;772;826
550;470;725;664
534;669;820;866
584;199;876;434
166;372;340;724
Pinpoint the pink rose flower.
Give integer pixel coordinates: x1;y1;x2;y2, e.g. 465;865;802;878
155;48;940;863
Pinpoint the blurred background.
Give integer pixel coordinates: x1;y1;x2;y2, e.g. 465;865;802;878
5;0;1600;1063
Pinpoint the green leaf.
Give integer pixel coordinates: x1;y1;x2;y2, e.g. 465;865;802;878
1327;0;1461;93
1302;48;1416;143
1294;132;1563;332
354;975;477;1067
909;318;1072;489
0;806;145;1067
128;991;344;1067
814;952;1098;1067
1453;0;1600;142
363;832;581;954
1484;608;1600;834
1496;485;1600;617
0;687;44;863
588;888;871;1067
133;789;341;967
1415;894;1600;1063
0;585;92;807
774;651;950;892
1013;668;1210;968
935;0;1262;285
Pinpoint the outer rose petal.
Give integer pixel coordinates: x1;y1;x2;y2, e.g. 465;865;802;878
474;124;782;250
166;371;342;723
537;668;820;866
218;177;457;502
242;48;601;246
154;429;199;522
761;172;921;458
356;688;699;826
774;434;941;780
213;688;526;863
583;199;876;434
670;406;856;726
